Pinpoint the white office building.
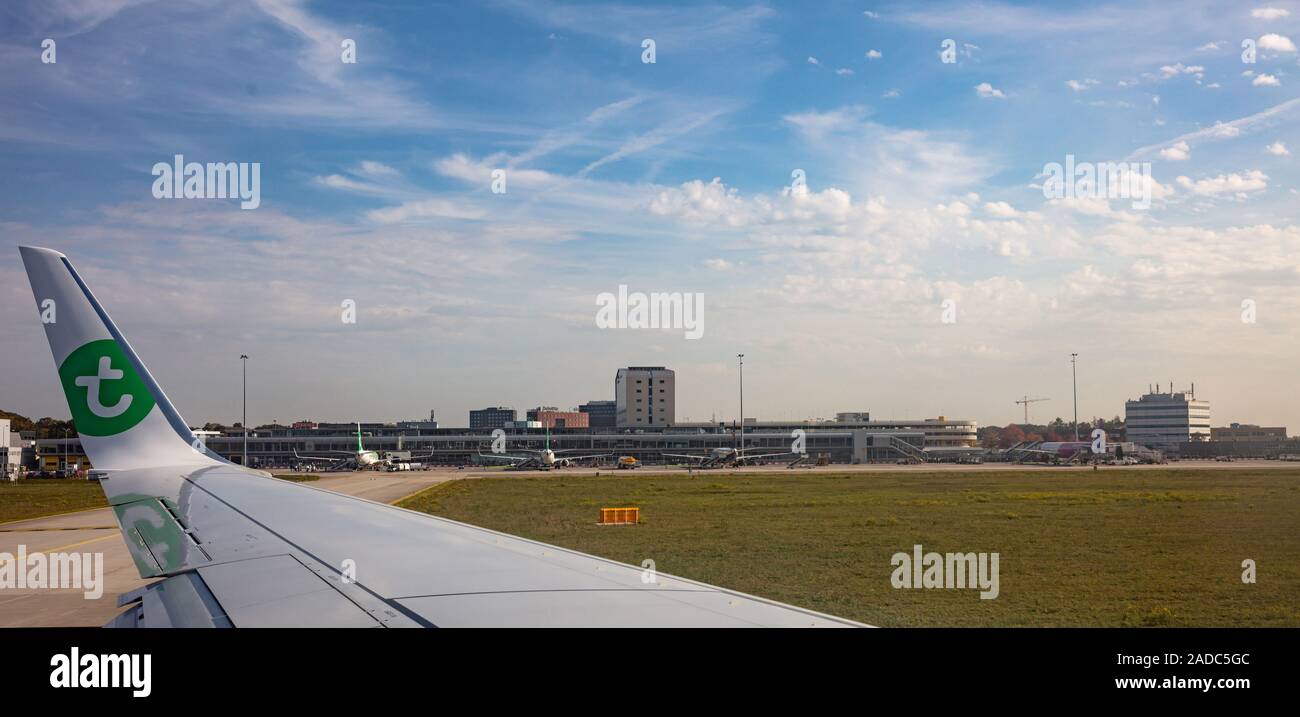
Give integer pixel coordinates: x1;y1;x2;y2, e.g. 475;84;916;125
615;366;675;427
1125;388;1210;449
1;419;25;477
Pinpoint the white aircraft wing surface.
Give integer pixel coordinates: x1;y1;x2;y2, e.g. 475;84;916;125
20;246;862;628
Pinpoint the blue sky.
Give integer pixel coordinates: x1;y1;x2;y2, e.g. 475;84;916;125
3;0;1300;430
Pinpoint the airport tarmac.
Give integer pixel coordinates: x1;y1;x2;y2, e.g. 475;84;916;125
0;471;455;627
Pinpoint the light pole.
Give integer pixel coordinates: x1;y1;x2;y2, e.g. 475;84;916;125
62;428;68;475
240;354;249;466
1071;353;1079;441
737;354;744;454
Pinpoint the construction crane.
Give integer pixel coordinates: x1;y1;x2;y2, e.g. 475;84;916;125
1015;396;1050;425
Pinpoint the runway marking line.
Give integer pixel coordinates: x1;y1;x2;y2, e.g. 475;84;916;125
0;526;117;532
0;504;111;528
0;532;120;565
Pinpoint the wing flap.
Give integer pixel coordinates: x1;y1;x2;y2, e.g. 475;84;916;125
397;591;846;628
196;555;382;628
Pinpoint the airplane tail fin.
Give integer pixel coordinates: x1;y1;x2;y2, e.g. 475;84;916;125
18;247;224;471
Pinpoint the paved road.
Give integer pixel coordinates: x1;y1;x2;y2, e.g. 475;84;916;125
0;472;453;627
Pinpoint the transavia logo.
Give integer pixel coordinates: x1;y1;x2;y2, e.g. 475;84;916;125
58;340;155;437
50;648;151;697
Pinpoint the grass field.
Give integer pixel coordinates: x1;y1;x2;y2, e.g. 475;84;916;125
274;473;321;482
398;468;1300;627
0;479;108;524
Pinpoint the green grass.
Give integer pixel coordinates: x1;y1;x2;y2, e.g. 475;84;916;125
0;479;109;523
398;468;1300;627
274;473;321;482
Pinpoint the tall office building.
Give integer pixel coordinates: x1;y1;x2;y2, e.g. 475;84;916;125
469;407;516;429
615;367;675;427
1125;386;1210;449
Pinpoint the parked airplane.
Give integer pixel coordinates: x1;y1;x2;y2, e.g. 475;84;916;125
21;247;859;626
477;429;611;470
294;423;430;469
664;446;801;468
1015;441;1093;461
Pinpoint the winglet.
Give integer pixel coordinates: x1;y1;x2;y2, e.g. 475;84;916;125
19;247;224;471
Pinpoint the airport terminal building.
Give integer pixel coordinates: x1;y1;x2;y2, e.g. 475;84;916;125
32;415;980;469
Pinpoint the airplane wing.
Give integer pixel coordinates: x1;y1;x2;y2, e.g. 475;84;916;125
293;449;353;463
476;451;535;465
556;452;613;462
736;451;801;463
20;246;861;627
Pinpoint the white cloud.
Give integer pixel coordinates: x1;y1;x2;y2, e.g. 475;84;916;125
436;153;557;189
1258;33;1297;52
1196;41;1221;51
974;82;1006;99
836;68;855;76
782;105;869;137
1266;141;1290;156
1210;122;1241;138
1159;63;1204;78
1065;78;1099;92
1049;196;1144;222
366;199;487;223
314;174;365;191
866;49;882;59
358;160;399;177
647;178;752;226
1175;170;1269;196
1160;140;1191;160
984;201;1020;218
781;106;993;199
863;10;879;19
1252;8;1290;21
807;56;820;65
1254;73;1281;86
882;89;900;98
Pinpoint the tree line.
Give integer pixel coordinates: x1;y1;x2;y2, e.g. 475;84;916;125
978;417;1126;449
